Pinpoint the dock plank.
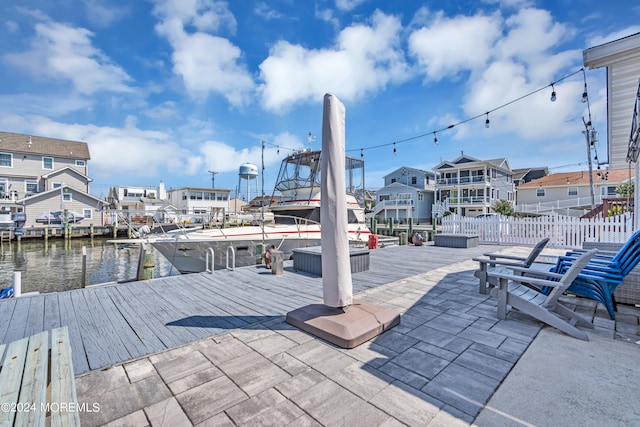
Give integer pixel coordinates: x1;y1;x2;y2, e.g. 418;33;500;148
24;295;45;336
0;299;17;343
57;291;89;374
43;293;62;331
3;297;31;344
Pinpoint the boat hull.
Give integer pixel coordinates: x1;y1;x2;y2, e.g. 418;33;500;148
150;224;369;274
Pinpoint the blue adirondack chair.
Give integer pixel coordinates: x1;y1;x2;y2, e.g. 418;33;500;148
548;230;640;319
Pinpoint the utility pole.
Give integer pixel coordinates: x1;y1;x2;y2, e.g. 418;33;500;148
208;171;218;188
582;118;596;210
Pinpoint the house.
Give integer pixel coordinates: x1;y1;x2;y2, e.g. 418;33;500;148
372;167;436;224
584;32;640;170
18;184;107;228
433;154;515;217
516;169;634;216
166;187;232;222
106;182;169;222
0;130;105;226
512;167;548;187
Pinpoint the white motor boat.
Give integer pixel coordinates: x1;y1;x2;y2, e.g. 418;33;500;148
149;149;371;273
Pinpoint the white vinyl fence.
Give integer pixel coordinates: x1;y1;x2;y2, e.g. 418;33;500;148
441;214;633;248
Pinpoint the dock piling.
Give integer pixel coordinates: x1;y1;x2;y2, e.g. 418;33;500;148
12;272;21;297
81;246;87;288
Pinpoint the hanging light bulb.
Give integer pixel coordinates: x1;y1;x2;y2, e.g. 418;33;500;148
360;149;364;159
277;146;280;154
393;142;397;156
550;83;557;102
582;83;588;103
433;132;438;146
485;112;490;129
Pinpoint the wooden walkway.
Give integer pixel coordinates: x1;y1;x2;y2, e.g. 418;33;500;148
0;244;492;375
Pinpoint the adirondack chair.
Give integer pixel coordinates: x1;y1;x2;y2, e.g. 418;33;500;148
487;249;598;341
473;238;550;294
548;230;640;319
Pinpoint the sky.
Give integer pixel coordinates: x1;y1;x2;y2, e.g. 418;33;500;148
1;0;640;200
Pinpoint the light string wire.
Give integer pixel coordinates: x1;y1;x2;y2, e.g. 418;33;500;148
346;67;586;154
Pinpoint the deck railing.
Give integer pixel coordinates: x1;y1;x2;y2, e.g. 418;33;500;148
442;214;633;247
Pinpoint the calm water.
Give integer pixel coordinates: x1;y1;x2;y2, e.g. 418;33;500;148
0;238;179;294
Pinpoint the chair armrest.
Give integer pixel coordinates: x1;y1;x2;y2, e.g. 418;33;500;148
487;270;564;288
483;253;527;262
473;257;525;268
504;265;565;280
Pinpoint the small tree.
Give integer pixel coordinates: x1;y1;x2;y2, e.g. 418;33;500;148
615;182;634;198
492;199;514;216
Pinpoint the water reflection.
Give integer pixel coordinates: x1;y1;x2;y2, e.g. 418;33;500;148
0;238;178;294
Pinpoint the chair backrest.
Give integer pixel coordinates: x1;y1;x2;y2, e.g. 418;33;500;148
523;238;550;267
543;249;598;309
611;229;640;265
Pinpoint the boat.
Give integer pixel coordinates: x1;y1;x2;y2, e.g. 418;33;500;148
148;149;371;273
35;210;85;225
0;210;13;229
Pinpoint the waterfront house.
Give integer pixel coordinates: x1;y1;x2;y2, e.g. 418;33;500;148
516;169;635;216
372;166;436;224
512;167;548;187
0;130;105;226
166;187;232;222
583;31;640;228
433;154;515;217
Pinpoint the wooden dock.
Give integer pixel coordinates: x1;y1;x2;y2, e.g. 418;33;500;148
0;244;493;375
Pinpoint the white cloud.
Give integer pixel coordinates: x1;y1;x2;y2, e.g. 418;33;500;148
258;10;410;112
3;20;132;95
152;0;254;105
254;2;284;20
199;131;305;175
5;20;19;33
84;0;130;28
587;26;640;48
335;0;368;12
408;10;503;81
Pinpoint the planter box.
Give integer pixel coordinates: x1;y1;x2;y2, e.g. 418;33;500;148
434;234;479;248
292;246;370;276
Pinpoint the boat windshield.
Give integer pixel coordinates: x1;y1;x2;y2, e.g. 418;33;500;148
273;150;364;194
274;207;361;224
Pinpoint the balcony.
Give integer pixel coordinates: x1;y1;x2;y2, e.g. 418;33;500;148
444;196;489;205
437;176;488;186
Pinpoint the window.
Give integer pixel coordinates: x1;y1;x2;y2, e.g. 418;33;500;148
536;188;545;197
0;153;12;168
25;180;38;195
217;194;227;201
568;187;578;196
411;176;417;185
83;209;92;219
62;193;72;202
418;193;424;202
75;160;86;167
42;157;54;170
600;186;616;196
52;182;62;189
379;195;390;201
391;178;396;183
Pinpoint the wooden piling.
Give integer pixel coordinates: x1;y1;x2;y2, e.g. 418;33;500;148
81;246;87;288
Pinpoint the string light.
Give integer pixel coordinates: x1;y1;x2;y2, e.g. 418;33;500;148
393;142;396;156
582;82;588;103
339;67;586;156
360;149;364;159
433;132;438;146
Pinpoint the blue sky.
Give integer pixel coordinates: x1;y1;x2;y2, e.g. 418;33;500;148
1;0;639;200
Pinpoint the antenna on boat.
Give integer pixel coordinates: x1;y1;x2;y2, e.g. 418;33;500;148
307;131;316;151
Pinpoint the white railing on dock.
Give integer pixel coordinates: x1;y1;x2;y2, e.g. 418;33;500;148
226;246;235;271
205;248;215;274
441;214;633;247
